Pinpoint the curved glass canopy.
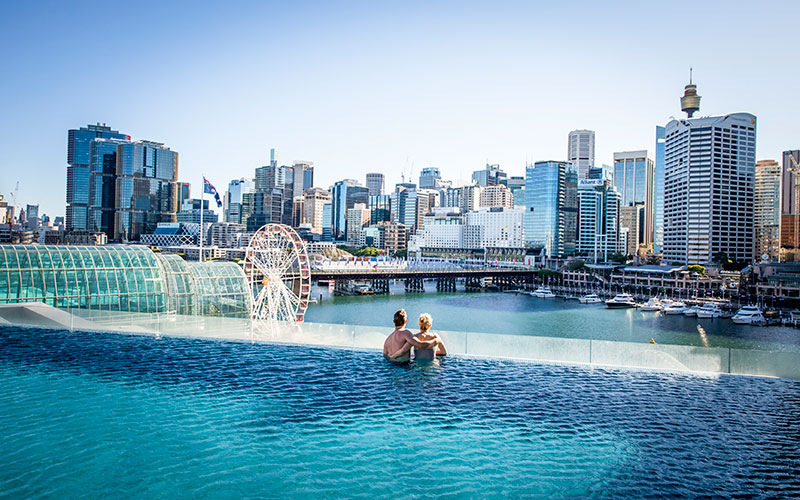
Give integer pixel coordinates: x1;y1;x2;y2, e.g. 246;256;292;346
0;246;251;318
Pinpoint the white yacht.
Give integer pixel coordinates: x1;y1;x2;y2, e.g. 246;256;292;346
732;305;766;325
532;287;556;298
662;301;686;315
696;303;722;319
578;294;602;304
605;293;636;308
640;298;662;311
683;305;699;317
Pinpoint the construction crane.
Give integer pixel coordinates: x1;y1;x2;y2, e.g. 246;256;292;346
9;181;20;224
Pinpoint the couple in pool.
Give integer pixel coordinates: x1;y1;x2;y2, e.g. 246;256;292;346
383;309;448;362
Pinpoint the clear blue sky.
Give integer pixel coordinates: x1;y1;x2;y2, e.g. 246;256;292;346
1;0;798;217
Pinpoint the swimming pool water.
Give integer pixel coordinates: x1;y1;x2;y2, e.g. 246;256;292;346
0;326;798;499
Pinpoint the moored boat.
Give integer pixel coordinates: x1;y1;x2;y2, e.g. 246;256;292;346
662;301;686;315
605;293;636;308
696;303;722;318
731;305;766;325
532;287;556;298
578;294;602;304
640;298;662;311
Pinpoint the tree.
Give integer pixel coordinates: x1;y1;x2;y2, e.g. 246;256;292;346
356;247;380;257
566;259;586;271
394;249;408;259
610;252;628;264
687;264;706;276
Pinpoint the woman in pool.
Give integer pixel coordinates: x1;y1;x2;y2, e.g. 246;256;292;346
391;313;447;361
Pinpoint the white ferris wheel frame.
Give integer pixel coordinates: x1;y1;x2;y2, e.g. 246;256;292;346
244;224;311;323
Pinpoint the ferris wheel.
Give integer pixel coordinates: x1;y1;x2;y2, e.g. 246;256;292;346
244;224;311;323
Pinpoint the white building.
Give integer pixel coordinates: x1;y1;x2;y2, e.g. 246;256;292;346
464;207;525;249
577;180;621;262
408;208;464;251
479;184;514;209
754;159;781;261
664;113;756;265
303;187;331;234
568;129;595;180
346;203;370;245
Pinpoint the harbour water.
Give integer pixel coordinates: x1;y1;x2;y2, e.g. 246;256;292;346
1;326;799;499
306;284;800;352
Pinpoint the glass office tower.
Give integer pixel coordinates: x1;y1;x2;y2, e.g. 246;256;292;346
524;161;578;258
66;124;130;232
613;150;654;248
654;126;666;253
115;141;180;241
89;137;130;237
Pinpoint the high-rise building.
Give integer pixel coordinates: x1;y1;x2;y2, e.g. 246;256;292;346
369;194;392;224
781;150;800;254
224;178;255;224
303;188;331;234
177;198;217;224
568;130;595;180
246;189;283;231
292;161;314;193
66;124;130;232
663;113;756;265
88;137;131;236
115;140;180;242
346;203;370;246
479;184;514;209
619;203;644;256
366;173;385;197
463;207;525;249
321;203;333;242
524;161;578;258
577;180;621;262
331;180;369;240
754;160;781;261
390;188;420;233
419;167;442;189
613;150;654;249
654;126;666;253
445;185;482;213
472;164;507;187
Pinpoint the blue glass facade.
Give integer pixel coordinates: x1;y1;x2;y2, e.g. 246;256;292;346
524;161;577;258
331;181;369;240
89;138;129;236
654;126;665;253
66;125;130;232
115;141;180;241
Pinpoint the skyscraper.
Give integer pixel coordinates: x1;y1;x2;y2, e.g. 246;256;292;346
89;137;131;236
663;113;756;265
613;150;654;249
524;161;578;258
577;179;621;262
369;194;392;224
568;130;595;180
780;150;800;254
115;140;180;241
366;173;385;197
224;178;254;224
292;161;314;193
303;187;331;234
331;180;369;240
66;123;130;232
653;126;666;253
472;164;507;187
419;167;442;189
754;160;781;261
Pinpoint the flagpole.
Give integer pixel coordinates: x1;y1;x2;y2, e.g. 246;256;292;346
200;175;204;261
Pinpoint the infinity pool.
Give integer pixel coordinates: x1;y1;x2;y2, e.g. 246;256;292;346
1;326;799;499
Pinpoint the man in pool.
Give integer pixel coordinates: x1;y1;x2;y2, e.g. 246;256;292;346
383;309;440;363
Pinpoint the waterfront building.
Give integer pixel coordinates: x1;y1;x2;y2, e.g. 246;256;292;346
524;161;578;258
576;180;621;262
754;160;781;261
613;150;654;249
366;173;385;197
568;129;595;180
140;222;200;247
472;164;507;187
368;194;392;225
654;126;666;253
346;203;370;246
209;222;245;247
780;150;800;259
177;198;217;224
464;207;525;249
66;124;130;233
663;112;756;265
114;140;180;242
331;180;369;240
303;188;331;234
89;137;131;237
224;178;254;224
419;167;442;190
0;245;250;317
408;208;464;251
479;184;514;209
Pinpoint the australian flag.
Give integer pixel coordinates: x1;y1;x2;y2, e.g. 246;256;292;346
203;177;223;208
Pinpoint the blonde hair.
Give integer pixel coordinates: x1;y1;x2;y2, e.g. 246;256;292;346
418;313;432;332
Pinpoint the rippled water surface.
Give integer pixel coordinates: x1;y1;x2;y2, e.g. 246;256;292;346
1;326;799;499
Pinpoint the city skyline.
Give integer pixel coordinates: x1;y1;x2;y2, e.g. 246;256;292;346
2;1;799;217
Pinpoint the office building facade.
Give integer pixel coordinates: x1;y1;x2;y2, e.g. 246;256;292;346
524;161;578;258
663;113;756;265
331;180;369;240
613;150;654;249
577;180;621;262
568;129;595;180
472;164;507;187
654;126;666;253
366;173;385;197
754;160;781;261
